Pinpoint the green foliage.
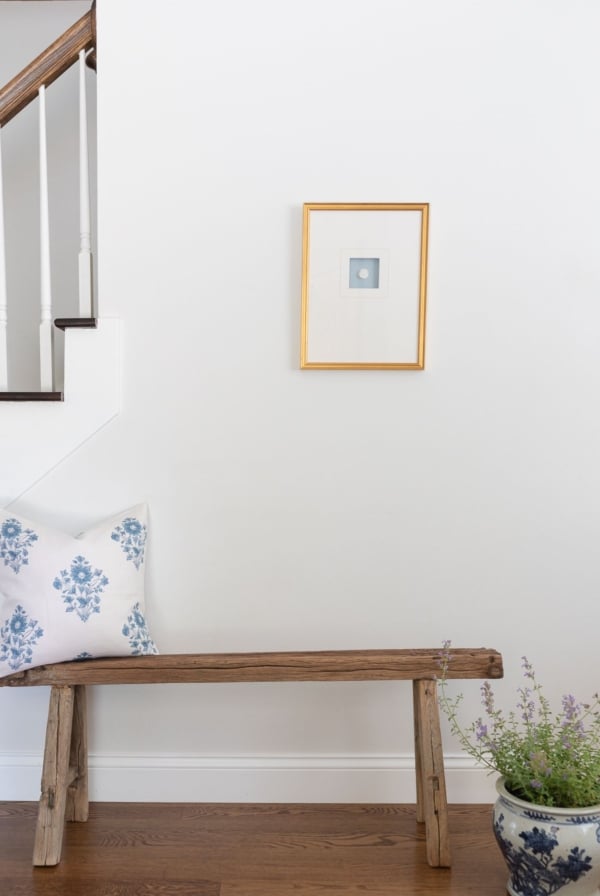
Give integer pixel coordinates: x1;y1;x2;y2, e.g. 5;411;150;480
438;641;600;808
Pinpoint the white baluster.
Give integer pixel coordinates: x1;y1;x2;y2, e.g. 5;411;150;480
0;128;8;389
39;84;53;391
78;50;92;317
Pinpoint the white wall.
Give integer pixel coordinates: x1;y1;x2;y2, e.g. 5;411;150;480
1;0;600;803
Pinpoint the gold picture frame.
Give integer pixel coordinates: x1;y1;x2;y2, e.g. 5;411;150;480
300;203;429;370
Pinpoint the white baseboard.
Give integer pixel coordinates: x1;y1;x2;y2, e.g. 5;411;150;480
0;751;497;803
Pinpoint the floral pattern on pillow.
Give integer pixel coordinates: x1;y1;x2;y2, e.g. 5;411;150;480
111;517;147;570
122;602;158;655
53;556;110;622
0;605;44;671
0;518;38;574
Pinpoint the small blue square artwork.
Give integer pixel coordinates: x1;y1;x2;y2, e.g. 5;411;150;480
348;257;380;289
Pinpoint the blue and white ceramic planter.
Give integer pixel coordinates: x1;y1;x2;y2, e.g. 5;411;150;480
493;777;600;896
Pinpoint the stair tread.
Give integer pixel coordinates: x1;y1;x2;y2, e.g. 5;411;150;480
54;318;97;330
0;392;63;401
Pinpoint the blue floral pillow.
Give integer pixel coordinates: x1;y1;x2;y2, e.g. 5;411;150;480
0;504;158;677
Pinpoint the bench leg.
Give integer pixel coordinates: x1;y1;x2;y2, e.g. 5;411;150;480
413;680;425;824
33;685;76;866
413;679;451;868
66;684;89;823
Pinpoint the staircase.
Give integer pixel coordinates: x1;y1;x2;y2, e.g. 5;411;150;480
0;3;120;505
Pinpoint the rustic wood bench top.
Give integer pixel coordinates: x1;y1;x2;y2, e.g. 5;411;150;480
1;647;503;871
0;647;503;686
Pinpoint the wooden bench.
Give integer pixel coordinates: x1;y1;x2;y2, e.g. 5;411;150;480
0;647;503;869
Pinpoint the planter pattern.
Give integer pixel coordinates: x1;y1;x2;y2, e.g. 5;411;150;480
493;778;600;896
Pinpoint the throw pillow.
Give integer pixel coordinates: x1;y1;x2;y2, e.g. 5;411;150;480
0;504;158;678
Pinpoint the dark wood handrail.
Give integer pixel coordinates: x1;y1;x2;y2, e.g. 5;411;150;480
0;4;95;129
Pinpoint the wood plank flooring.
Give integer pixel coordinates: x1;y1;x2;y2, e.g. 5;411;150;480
0;802;509;895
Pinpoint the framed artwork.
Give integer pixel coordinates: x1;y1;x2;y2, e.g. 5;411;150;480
300;203;429;369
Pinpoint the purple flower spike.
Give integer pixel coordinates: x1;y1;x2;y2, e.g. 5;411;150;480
521;656;535;680
481;681;495;714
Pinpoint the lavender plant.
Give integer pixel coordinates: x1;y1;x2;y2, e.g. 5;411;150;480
438;641;600;808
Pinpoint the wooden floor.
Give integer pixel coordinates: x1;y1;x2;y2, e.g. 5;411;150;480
0;802;509;895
